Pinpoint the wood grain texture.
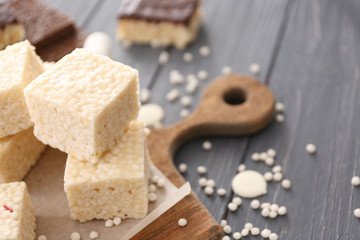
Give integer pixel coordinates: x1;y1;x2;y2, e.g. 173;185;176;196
226;0;360;239
138;75;274;239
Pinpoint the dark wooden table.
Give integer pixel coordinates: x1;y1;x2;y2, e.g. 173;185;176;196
42;0;360;239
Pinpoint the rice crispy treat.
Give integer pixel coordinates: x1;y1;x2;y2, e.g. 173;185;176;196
24;48;140;163
0;40;44;137
117;0;202;49
0;182;36;240
64;121;149;222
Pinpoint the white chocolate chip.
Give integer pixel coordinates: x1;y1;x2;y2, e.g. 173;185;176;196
198;177;207;187
89;231;99;239
166;89;180;102
38;236;47;240
250;199;260;209
306;144;317;154
202;141;212;151
273;172;283;182
261;202;271;209
197;70;208;81
237;164;246;172
267;148;277;157
265;157;275;166
351;176;360;187
178;218;187;227
251;152;260;161
261;208;270;217
113;217;121;225
158;51;170;65
183;52;194;62
251;227;260;236
275;102;285;112
197;166;207;175
244;222;253;230
270;204;279;212
276;114;285;122
269;233;279;240
178;163;188;173
157;178;165;187
264;172;273;181
148;184;156;193
223;225;232;234
170;70;185;85
70;232;80;240
148;192;157;202
233;232;241;240
272;165;282;173
241;228;249;237
222;66;232;75
249;63;260;75
204;186;214;195
222;236;230;240
220;219;227;227
217;188;227;196
180;96;192;107
151;175;160;183
105;219;113;227
199;45;211;57
180;109;190;118
269;210;278;219
278;206;287;216
228;202;238;211
261;229;271;238
354;208;360;218
206;179;216;188
140;88;151;104
232;197;242;206
281;179;291;189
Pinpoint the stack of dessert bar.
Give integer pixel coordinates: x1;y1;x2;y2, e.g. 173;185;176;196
24;48;149;222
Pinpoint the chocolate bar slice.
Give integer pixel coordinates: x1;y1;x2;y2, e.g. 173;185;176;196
117;0;202;49
0;0;25;50
10;0;75;47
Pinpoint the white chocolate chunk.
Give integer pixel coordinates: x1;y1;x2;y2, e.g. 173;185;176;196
24;49;139;163
64;121;149;222
232;170;267;198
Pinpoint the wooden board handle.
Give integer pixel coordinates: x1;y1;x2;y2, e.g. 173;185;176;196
141;74;275;240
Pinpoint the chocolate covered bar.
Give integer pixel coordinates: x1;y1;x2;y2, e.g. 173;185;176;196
117;0;202;49
0;0;25;50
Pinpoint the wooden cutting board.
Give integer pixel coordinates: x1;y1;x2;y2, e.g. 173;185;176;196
141;74;275;239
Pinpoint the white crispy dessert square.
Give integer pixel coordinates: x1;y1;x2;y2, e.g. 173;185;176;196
64;121;149;222
24;48;140;163
0;40;44;138
0;182;36;240
0;127;46;183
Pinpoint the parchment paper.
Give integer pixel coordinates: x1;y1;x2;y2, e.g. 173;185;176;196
24;147;191;239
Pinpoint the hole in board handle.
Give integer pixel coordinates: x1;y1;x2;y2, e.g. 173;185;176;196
223;87;247;105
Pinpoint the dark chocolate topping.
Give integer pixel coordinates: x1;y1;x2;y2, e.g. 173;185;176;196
0;0;17;29
118;0;198;24
10;0;75;46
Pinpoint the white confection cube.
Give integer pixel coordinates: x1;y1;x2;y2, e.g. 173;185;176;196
0;40;44;138
24;48;140;163
64;121;149;222
0;182;36;240
0;127;46;183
